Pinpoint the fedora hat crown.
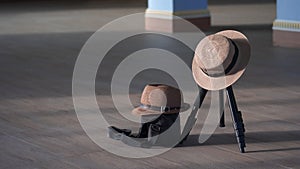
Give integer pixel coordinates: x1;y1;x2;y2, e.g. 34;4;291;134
132;84;190;116
140;84;182;108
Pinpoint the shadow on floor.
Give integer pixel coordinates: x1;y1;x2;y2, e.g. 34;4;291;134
179;130;300;149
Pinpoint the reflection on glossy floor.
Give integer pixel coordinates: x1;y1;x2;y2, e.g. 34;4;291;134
0;0;300;169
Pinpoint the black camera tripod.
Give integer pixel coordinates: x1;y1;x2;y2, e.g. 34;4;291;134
180;86;246;153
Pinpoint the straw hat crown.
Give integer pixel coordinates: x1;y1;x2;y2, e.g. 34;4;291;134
192;30;251;90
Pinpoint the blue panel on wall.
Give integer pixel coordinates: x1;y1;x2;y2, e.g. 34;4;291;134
148;0;173;11
148;0;208;12
174;0;207;11
277;0;300;21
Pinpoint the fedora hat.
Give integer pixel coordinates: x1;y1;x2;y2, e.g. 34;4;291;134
132;84;190;116
192;30;251;91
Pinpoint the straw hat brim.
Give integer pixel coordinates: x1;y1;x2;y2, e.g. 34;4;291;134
192;30;251;91
132;103;190;116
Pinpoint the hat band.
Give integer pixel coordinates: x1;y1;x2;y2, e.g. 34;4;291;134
202;39;239;77
139;104;181;113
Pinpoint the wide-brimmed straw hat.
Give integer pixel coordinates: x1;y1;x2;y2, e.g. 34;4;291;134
192;30;251;91
132;84;190;116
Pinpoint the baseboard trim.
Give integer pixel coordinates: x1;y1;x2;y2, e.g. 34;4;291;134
145;16;210;32
273;29;300;48
273;20;300;48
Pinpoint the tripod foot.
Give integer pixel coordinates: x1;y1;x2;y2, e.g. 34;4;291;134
219;111;225;128
233;118;246;152
179;132;190;145
240;147;245;153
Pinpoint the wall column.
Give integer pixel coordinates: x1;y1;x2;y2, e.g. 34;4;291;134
145;0;210;32
273;0;300;48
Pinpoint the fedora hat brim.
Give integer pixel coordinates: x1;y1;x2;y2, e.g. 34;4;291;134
192;30;251;91
132;103;190;116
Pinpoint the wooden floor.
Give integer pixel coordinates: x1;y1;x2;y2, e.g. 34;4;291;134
1;0;300;169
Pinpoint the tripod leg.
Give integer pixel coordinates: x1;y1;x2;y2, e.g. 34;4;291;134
219;90;225;128
198;88;208;108
179;87;207;144
226;86;246;153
